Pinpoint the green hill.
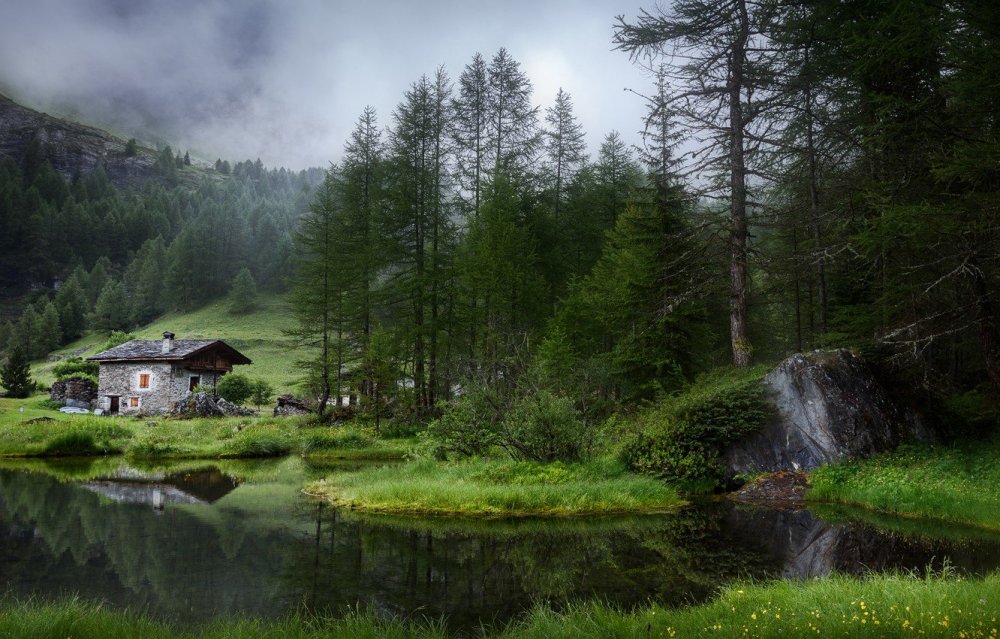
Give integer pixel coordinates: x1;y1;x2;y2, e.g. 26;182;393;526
32;294;312;395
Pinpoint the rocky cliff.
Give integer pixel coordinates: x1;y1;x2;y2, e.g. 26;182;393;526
0;92;162;189
725;349;932;478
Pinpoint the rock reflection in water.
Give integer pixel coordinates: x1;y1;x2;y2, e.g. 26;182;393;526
721;501;1000;579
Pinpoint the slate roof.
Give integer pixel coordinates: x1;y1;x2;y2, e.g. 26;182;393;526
87;339;252;364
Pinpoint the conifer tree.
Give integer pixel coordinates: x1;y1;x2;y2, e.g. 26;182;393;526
0;347;33;398
454;53;490;216
55;272;90;342
228;266;258;315
91;280;129;332
542;88;587;223
337;106;386;400
37;301;61;356
615;0;774;367
288;171;346;416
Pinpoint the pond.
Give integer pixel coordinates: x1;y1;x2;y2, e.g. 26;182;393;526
1;457;998;635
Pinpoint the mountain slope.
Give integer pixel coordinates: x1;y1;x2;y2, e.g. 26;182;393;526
0;92;179;189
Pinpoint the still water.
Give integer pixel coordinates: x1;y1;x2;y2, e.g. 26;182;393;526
1;457;998;633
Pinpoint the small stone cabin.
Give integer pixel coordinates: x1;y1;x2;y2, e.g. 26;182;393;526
87;332;252;416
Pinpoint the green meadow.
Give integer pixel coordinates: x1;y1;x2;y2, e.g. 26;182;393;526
30;293;307;395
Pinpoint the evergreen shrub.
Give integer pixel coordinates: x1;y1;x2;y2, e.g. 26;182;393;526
621;365;771;487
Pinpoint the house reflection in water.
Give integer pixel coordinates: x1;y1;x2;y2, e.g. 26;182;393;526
80;467;240;510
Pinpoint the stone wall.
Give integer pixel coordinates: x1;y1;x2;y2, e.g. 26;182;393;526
97;362;173;416
50;377;98;408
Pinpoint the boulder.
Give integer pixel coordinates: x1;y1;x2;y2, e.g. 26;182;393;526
50;377;98;409
725;349;931;479
274;394;311;417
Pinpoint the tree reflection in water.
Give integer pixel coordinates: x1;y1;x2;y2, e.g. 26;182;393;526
0;458;998;634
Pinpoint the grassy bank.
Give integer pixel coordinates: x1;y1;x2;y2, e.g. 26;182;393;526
3;571;997;638
306;458;683;516
0;396;409;461
809;435;1000;530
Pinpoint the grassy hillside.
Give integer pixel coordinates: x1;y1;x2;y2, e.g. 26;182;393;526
31;294;311;395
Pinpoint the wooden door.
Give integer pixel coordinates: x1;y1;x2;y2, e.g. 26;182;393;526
109;396;119;414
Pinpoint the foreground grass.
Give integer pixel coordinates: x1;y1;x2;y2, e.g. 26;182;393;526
2;572;997;638
0;396;409;460
809;435;1000;531
307;458;683;516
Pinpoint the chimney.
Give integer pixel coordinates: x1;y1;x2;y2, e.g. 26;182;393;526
162;331;175;354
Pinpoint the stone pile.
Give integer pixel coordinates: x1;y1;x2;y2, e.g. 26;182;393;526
274;394;311;416
173;392;255;417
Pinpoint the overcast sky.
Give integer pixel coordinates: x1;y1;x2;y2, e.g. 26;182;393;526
0;0;658;170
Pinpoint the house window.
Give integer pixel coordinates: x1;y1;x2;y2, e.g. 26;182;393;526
139;373;150;389
129;397;139;408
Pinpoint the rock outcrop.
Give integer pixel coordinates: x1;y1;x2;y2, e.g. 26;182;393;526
49;377;98;409
274;394;312;416
725;349;931;479
0;92;162;190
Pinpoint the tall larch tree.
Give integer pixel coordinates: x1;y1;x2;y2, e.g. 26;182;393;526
615;0;777;367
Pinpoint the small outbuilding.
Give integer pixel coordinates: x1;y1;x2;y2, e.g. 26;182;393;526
87;331;252;416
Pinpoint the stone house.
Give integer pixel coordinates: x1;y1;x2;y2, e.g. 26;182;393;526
87;332;252;416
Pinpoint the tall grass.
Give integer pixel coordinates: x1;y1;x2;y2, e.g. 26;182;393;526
0;599;448;639
1;571;996;638
495;571;1000;638
809;435;1000;530
307;457;683;516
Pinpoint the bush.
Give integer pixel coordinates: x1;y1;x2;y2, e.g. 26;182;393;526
501;391;591;462
425;385;504;458
217;373;253;405
100;331;134;352
52;358;99;380
620;366;771;487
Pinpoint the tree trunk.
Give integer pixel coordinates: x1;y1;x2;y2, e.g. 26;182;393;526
728;0;752;368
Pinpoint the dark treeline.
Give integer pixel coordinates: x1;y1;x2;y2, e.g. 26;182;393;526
0;148;322;358
296;0;999;425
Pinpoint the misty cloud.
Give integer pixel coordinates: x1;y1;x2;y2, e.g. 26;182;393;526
0;0;652;169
